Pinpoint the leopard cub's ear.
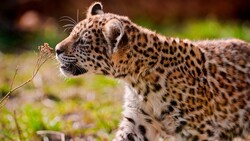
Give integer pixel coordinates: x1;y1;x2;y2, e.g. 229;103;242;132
86;2;104;18
102;19;126;55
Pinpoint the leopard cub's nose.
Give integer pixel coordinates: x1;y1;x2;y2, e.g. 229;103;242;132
55;36;73;55
55;44;65;55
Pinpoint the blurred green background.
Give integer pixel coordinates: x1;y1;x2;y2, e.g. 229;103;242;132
0;0;250;140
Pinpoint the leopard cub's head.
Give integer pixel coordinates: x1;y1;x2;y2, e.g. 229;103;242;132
56;2;130;77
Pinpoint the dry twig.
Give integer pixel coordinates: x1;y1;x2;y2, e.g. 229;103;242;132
0;43;54;108
13;110;23;141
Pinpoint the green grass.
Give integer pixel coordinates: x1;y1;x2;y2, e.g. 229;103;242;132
0;53;122;140
135;18;250;42
0;19;250;140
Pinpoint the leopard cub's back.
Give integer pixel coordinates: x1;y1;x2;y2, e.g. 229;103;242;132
197;39;250;94
196;39;250;138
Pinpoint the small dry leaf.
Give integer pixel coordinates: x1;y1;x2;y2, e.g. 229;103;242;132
38;43;54;56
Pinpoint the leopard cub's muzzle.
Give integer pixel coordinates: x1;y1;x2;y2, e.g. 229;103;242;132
55;38;87;76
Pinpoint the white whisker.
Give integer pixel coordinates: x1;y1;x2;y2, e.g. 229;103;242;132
62;24;75;32
62;24;75;28
60;16;77;25
59;18;76;25
62;23;75;27
59;9;82;33
63;27;72;32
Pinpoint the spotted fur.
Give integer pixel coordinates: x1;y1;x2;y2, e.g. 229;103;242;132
55;2;250;141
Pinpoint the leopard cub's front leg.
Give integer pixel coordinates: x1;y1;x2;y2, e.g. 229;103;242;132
113;109;159;141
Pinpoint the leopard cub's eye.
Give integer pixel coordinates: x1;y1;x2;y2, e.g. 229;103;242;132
79;38;89;45
79;39;85;44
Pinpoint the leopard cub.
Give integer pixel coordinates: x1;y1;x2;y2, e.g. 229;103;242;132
55;2;250;141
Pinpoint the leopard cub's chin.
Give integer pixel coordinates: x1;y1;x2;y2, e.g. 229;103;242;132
59;63;87;77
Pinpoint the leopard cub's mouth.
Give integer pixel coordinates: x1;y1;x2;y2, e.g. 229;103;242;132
60;63;87;76
56;54;88;76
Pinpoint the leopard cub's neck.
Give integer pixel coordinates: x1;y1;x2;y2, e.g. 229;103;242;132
112;24;206;91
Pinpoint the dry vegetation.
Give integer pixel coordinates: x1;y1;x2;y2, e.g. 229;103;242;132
0;43;54;108
0;43;123;141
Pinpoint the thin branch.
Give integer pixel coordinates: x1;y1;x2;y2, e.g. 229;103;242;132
13;111;23;141
9;67;18;91
0;43;54;108
0;67;18;108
